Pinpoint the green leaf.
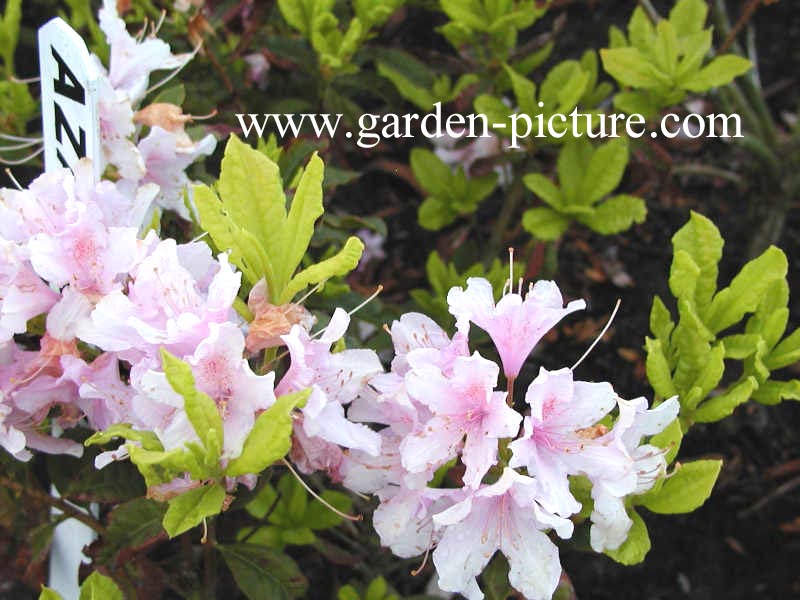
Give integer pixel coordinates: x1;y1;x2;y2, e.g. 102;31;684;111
503;63;537;116
579;137;629;205
706;246;788;334
681;55;752;91
653;21;679;76
376;59;437;110
669;250;700;303
160;349;223;461
676;30;712;79
418;197;457;230
557;138;592;202
522;207;570;241
669;0;708;35
226;389;309;477
628;6;655;51
219;543;308;600
163;483;226;538
78;572;123;600
671;211;723;310
600;47;670;89
440;0;488;32
410;148;452;196
278;0;334;36
85;424;162;451
280;236;364;302
101;498;166;561
278;153;325;288
638;459;721;514
523;174;562;209
766;328;800;370
127;445;204;488
752;379;800;405
692;377;757;423
366;576;389;600
720;333;761;359
650;296;675;343
645;337;677;399
38;588;63;600
582;194;646;235
605;508;650;565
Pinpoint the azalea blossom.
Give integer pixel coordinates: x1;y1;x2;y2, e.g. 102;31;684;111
401;353;520;487
432;468;573;600
448;277;585;380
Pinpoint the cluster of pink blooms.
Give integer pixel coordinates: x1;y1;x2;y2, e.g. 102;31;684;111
94;0;215;219
290;277;679;600
0;3;680;599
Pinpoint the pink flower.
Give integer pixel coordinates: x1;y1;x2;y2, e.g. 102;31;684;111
401;353;520;487
432;468;572;600
98;0;191;104
78;240;240;363
447;277;584;380
508;367;679;551
132;322;276;461
276;308;383;457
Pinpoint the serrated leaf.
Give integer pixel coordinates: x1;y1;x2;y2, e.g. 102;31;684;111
692;377;756;423
163;483;226;538
638;459;721;514
605;508;650;565
79;572;123;600
752;379;800;406
522;207;570;241
219;543;308;600
226;389;309;477
280;236;364;302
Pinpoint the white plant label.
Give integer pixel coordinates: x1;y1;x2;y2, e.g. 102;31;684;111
38;18;100;600
38;17;101;176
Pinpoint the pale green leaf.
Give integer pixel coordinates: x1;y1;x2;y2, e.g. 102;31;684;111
163;483;226;538
581;194;646;235
681;55;752;91
605;508;650;565
671;211;723;310
225;389;309;477
638;459;721;514
692;377;756;423
645;337;677;399
280;236;364;303
600;47;671;89
522;207;570;241
578;137;629;204
669;0;708;35
752;379;800;406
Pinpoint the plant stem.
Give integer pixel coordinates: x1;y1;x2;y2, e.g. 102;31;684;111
203;518;217;600
485;172;526;268
0;475;106;535
671;163;744;186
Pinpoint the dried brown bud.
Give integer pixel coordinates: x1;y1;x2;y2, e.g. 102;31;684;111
134;103;192;133
245;279;316;353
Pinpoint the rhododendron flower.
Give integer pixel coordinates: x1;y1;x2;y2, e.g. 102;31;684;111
432;468;573;600
508;368;679;550
133;322;275;461
0;241;58;342
78;240;240;364
401;353;520;487
135;126;216;218
97;0;192;104
277;308;382;458
448;277;585;379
